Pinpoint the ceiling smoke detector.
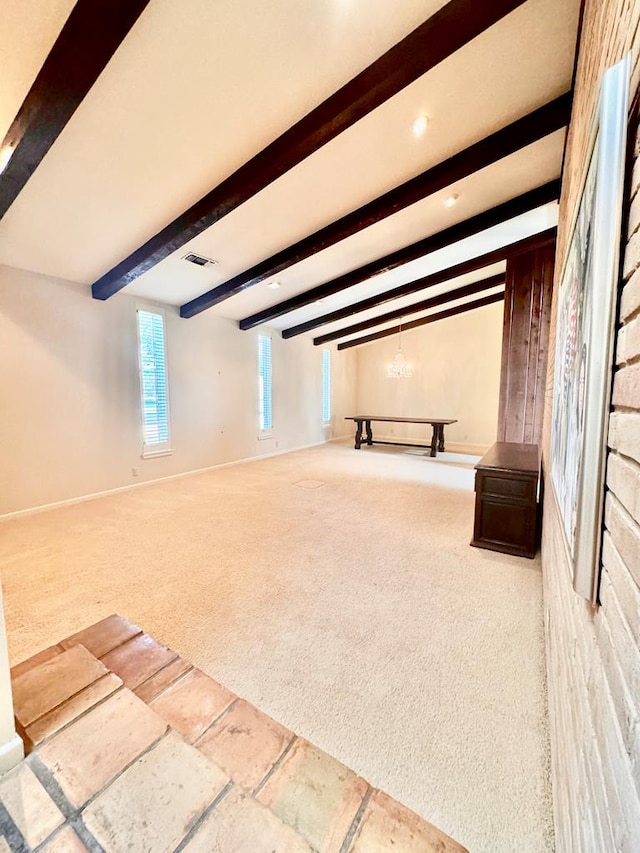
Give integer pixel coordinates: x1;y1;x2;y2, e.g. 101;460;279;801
182;253;218;267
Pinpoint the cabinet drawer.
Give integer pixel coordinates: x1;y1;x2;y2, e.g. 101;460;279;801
476;472;536;501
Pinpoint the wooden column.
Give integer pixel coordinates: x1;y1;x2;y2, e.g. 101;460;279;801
0;578;22;774
497;239;556;446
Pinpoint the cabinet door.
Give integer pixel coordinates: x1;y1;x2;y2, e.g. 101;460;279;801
476;498;535;555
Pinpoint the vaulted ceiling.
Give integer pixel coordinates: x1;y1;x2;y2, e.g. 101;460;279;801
0;0;582;347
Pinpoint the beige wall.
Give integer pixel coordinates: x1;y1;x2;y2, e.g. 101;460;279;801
542;1;640;850
354;301;503;452
0;265;356;515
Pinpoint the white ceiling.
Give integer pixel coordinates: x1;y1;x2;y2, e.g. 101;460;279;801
337;284;508;351
0;0;77;143
0;0;581;341
286;203;558;340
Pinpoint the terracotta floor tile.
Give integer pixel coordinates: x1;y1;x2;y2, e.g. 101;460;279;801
196;699;292;790
26;673;123;747
83;731;228;853
101;633;177;689
256;739;368;853
150;669;235;743
37;688;167;807
134;657;192;703
60;614;142;658
10;645;63;681
0;762;64;848
12;646;108;728
347;790;468;852
39;826;89;852
182;787;314;852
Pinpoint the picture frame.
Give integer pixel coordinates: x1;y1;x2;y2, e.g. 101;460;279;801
550;54;631;604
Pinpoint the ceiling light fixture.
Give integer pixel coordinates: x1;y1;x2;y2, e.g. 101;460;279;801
267;281;281;290
386;321;413;379
412;115;429;138
443;194;459;208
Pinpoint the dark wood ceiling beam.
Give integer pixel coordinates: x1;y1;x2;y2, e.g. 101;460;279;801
92;0;529;301
337;292;505;350
282;227;556;338
313;273;505;345
250;180;559;332
0;0;152;220
181;93;570;315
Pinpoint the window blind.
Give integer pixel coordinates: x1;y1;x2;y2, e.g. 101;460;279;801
322;349;331;422
258;334;273;433
137;309;170;448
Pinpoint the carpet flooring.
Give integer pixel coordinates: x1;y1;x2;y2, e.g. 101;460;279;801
0;442;552;852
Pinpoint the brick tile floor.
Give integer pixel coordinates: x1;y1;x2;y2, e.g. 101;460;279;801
0;614;468;852
256;738;369;853
195;698;293;790
150;668;235;744
26;673;122;748
83;732;228;852
0;763;64;848
12;646;107;728
100;633;177;689
59;614;142;659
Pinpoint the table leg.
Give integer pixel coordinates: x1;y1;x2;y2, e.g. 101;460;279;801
365;420;373;445
438;424;445;452
354;420;363;449
430;423;438;457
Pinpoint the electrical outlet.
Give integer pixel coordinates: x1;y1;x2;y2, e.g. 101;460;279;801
132;467;138;477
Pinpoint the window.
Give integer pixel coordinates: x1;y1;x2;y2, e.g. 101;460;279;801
137;307;171;456
322;349;331;423
258;334;273;435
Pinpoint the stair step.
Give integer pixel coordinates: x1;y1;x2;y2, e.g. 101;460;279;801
3;615;468;852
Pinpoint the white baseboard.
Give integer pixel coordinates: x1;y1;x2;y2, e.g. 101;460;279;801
0;733;24;775
445;442;490;456
0;439;329;522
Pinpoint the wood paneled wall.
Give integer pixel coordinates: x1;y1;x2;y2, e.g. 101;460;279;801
497;240;555;446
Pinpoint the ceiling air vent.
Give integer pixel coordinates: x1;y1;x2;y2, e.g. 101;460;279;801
182;253;217;267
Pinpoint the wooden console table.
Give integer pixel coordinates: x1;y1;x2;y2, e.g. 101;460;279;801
345;416;457;458
471;442;540;558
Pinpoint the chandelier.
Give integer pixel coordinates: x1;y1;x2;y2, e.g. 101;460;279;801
386;323;413;379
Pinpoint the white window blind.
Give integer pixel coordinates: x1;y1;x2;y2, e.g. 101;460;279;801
258;334;273;434
137;308;171;455
322;349;331;422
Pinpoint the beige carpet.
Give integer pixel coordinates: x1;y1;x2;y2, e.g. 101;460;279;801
0;442;552;853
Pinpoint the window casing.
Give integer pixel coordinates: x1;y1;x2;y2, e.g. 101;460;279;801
136;306;171;457
322;349;331;423
258;334;273;436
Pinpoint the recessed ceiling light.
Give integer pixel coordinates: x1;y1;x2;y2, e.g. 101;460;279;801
0;145;14;176
267;281;281;290
443;194;459;208
412;115;429;138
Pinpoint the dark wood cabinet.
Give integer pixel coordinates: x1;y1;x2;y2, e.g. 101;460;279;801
471;442;540;558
